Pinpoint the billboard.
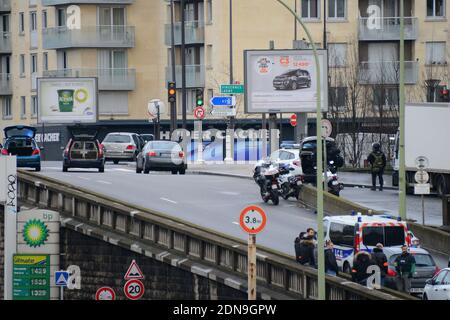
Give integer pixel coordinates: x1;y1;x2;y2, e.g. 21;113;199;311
244;49;328;113
37;77;98;124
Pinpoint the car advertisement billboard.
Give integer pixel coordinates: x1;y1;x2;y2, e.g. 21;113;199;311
37;77;98;124
244;49;328;113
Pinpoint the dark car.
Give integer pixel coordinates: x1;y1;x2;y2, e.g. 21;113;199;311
273;69;311;90
299;136;344;183
140;134;155;143
136;140;187;174
62;128;105;172
1;125;41;171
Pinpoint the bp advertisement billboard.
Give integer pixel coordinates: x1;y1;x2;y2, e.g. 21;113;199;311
244;49;328;113
37;77;98;124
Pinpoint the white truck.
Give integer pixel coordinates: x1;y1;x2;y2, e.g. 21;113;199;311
392;103;450;196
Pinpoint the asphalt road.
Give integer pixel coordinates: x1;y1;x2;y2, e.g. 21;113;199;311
37;162;317;256
32;161;448;269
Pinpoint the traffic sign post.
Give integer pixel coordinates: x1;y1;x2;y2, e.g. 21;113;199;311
239;206;267;300
55;270;69;300
210;96;236;107
194;107;205;120
124;279;145;300
414;170;430;225
124;260;144;280
95;287;116;300
321;119;332;193
220;84;244;95
290;114;297;127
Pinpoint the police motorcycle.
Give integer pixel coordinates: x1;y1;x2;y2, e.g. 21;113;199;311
253;160;281;205
277;163;304;200
312;161;344;197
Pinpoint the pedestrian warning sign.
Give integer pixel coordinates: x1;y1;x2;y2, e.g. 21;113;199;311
124;260;144;280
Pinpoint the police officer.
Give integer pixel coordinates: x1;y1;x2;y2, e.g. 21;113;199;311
367;142;386;191
394;245;416;294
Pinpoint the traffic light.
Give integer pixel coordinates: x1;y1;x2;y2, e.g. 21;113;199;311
196;88;204;107
168;82;176;103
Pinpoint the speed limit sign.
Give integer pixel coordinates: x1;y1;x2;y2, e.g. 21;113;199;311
239;205;267;234
124;279;145;300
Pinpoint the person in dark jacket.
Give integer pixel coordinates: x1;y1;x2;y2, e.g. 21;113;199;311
367;142;387;191
351;251;373;286
294;232;306;263
324;240;339;276
394;245;416;293
297;235;316;268
372;243;388;286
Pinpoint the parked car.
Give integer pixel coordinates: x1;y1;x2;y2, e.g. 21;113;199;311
273;69;311;90
102;132;143;164
140;134;155;143
136;140;187;174
423;268;450;300
384;247;440;295
62;128;105;172
1;125;41;171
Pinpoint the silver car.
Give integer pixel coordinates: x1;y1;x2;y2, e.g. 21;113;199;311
136;140;187;174
383;247;439;295
102;132;143;164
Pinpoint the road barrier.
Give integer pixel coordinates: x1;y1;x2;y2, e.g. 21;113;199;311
15;170;412;300
408;222;450;256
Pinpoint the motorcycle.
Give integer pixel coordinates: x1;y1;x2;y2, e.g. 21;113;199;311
312;161;344;197
255;163;280;205
278;163;304;200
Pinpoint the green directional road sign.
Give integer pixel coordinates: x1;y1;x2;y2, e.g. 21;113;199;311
220;84;244;94
13;254;50;300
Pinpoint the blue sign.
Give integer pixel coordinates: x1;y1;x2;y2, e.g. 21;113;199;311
210;96;236;106
54;271;69;287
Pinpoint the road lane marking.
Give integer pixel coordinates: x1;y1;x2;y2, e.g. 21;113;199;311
96;180;112;185
161;197;177;204
78;176;91;181
232;221;239;225
113;168;135;173
220;191;240;196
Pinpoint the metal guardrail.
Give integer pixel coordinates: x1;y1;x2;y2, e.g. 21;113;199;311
17;170;414;300
164;20;205;46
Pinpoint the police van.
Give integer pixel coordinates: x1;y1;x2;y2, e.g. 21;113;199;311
323;213;412;273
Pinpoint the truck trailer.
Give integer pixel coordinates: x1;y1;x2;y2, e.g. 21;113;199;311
392;103;450;196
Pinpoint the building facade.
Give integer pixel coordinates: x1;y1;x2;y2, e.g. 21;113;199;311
0;0;449;142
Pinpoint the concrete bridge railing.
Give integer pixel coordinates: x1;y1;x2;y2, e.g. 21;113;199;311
16;170;413;300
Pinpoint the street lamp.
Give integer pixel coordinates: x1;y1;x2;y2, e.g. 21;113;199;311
276;0;326;300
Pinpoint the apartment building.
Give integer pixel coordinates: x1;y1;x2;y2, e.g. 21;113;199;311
0;0;449;144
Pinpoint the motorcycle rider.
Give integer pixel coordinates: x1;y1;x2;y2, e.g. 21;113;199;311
367;142;386;191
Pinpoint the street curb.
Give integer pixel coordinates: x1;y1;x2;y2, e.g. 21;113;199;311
343;183;398;191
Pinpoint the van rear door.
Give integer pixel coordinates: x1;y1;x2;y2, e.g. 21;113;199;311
361;224;406;248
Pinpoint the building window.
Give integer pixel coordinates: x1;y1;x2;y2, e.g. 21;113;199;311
427;0;445;18
302;0;319;19
21;96;26;119
207;0;213;23
42;11;48;29
20;54;25;77
329;87;347;109
31;96;38;117
328;43;347;67
19;12;24;34
43;52;48;71
30;12;37;31
206;44;213;69
328;0;346;19
2;97;12;119
31;54;37;73
426;42;446;64
57;8;66;27
373;87;399;107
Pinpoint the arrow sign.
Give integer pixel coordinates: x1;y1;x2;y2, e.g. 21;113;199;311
210;96;236;107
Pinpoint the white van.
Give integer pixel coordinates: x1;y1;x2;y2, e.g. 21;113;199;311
323;213;412;273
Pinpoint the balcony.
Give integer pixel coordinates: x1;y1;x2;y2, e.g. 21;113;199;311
42;0;134;5
0;0;11;12
358;61;418;84
166;65;204;88
165;21;205;46
0;74;11;95
42;68;136;91
359;17;418;41
0;32;11;53
42;26;135;49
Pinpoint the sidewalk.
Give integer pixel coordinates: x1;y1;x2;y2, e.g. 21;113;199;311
187;162;395;189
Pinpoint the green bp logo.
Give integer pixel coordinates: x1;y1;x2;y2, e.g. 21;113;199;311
23;219;49;247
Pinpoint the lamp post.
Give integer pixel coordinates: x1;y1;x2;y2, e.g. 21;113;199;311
399;0;407;221
276;0;326;300
170;0;177;133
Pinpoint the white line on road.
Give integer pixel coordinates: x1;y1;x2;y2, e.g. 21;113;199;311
78;176;91;181
220;191;240;196
113;168;135;173
160;197;178;204
96;180;112;185
232;221;239;225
